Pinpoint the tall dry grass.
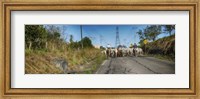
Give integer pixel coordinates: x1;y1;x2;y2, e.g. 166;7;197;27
25;42;106;74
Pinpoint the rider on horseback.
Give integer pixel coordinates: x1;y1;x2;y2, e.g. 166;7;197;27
133;43;138;57
134;43;137;49
106;44;111;58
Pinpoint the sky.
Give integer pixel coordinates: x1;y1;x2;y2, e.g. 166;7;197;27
47;25;173;48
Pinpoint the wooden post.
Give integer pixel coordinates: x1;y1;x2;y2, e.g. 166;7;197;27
29;41;32;50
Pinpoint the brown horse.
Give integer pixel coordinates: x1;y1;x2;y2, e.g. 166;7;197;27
117;48;123;57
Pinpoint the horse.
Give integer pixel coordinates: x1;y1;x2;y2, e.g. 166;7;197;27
133;48;143;57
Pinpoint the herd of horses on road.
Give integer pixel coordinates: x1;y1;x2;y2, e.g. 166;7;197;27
102;47;144;58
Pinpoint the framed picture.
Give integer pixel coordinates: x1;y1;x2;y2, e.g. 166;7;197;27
0;0;199;98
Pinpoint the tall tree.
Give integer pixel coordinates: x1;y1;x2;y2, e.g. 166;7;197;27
137;29;145;40
45;25;61;40
163;25;175;36
145;25;162;41
136;28;148;47
44;25;62;50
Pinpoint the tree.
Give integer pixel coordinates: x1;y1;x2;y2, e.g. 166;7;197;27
69;35;73;43
136;28;147;48
129;43;133;48
45;25;61;40
145;25;162;41
163;25;175;36
25;25;48;49
137;29;145;40
60;25;68;42
44;25;63;50
79;37;93;48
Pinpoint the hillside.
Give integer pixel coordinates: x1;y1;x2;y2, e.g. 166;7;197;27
25;48;106;74
144;35;175;61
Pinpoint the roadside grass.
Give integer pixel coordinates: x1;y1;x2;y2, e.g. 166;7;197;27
25;48;106;74
25;49;63;74
83;53;106;74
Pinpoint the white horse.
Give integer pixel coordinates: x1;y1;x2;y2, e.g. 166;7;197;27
101;50;107;56
110;49;116;57
133;48;143;57
121;48;128;57
137;48;143;56
127;48;134;56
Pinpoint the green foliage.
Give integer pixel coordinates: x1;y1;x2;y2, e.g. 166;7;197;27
46;26;61;41
136;25;162;42
163;25;175;36
53;32;61;39
144;25;162;41
25;25;65;51
137;29;145;40
81;37;93;48
69;35;73;43
138;39;145;48
68;37;93;49
47;31;61;47
68;41;80;49
129;43;133;48
25;25;48;49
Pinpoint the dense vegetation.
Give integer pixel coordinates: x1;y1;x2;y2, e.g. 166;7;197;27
25;25;94;50
25;25;106;74
136;25;175;61
144;35;175;61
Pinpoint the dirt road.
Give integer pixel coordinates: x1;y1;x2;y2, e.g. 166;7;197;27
96;56;175;74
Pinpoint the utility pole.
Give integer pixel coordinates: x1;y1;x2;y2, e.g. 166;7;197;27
80;25;83;49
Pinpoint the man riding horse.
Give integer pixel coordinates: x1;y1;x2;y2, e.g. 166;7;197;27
133;43;138;57
106;44;111;58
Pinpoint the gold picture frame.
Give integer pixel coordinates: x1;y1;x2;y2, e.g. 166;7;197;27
0;0;199;98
